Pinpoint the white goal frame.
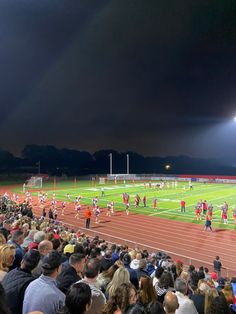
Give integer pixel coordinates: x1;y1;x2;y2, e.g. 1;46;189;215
24;176;43;191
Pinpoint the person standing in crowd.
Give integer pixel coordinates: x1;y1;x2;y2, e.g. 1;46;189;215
79;258;106;314
0;244;16;280
85;207;92;229
7;230;24;269
122;253;139;290
49;208;54;220
2;249;41;314
213;256;222;277
58;282;92;314
57;253;86;294
32;240;53;277
164;291;179;314
103;283;137;314
23;251;65;314
174;278;198;314
0;282;10;314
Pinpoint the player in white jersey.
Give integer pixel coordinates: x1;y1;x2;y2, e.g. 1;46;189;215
75;204;81;219
95;206;100;223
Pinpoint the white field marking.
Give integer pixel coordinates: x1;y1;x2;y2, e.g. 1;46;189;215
159;198;180;202
85;184;144;191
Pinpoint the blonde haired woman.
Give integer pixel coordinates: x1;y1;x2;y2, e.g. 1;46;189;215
0;244;16;281
0;234;6;246
106;267;130;298
204;288;219;314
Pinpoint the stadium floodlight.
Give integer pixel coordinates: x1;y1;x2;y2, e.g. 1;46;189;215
234;117;236;122
165;164;171;170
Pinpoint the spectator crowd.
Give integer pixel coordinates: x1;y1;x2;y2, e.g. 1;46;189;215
0;193;236;314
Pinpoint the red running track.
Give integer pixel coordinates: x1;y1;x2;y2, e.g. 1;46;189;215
37;204;236;277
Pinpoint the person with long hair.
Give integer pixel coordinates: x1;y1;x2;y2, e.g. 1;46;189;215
204;288;220;314
152;267;164;287
103;283;137;314
222;283;235;306
138;276;157;308
154;271;174;303
0;234;6;246
96;264;119;293
58;282;92;314
207;293;230;314
106;267;130;298
190;281;210;314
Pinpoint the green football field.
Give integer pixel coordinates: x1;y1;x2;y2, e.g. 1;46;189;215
13;180;236;230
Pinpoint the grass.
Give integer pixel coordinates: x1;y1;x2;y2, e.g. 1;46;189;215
12;180;236;230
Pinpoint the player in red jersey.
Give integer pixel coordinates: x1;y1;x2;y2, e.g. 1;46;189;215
180;200;186;213
208;204;213;220
195;205;201;220
153;197;157;210
143;196;146;207
202;200;208;216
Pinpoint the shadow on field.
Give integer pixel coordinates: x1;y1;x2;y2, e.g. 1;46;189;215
92;225;104;229
214;228;228;232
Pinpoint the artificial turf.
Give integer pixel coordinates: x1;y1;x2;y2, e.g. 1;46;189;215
11;179;236;230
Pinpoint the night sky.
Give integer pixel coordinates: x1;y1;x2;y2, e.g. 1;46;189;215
0;0;236;159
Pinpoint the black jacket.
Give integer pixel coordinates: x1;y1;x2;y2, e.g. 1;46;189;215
2;268;35;314
100;257;113;272
56;265;81;294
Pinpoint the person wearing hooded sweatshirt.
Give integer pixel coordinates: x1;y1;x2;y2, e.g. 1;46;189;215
2;249;41;314
130;252;142;270
122;253;139;290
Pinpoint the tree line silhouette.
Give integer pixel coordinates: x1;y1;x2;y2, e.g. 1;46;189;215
0;144;235;176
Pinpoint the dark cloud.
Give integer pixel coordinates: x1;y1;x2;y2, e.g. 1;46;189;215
0;0;236;158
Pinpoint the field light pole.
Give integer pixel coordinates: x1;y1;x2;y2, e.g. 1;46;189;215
109;153;113;175
127;154;129;175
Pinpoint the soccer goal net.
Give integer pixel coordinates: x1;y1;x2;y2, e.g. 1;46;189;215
24;176;43;191
99;177;106;185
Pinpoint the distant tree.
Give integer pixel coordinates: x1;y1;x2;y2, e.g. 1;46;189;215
0;149;16;170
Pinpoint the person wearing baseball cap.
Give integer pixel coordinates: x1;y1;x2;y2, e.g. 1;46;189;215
23;251;65;314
